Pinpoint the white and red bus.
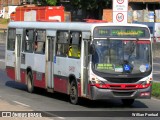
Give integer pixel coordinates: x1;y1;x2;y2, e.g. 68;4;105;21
5;22;152;105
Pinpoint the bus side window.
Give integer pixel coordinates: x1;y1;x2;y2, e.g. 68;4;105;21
56;31;69;57
34;30;46;54
24;29;34;53
68;31;81;58
7;28;16;51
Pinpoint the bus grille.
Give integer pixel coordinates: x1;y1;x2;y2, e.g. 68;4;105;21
112;91;135;97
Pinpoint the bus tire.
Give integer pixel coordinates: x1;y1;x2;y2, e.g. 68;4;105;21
121;99;135;106
70;80;78;105
27;72;34;93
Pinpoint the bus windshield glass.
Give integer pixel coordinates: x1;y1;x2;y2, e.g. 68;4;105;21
92;40;152;74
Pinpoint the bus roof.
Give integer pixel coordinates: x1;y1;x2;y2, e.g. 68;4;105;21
8;21;149;31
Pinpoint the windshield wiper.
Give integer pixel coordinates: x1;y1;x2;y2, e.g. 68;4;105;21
129;38;139;58
122;38;139;73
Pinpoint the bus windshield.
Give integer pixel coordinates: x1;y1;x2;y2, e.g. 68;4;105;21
92;39;152;74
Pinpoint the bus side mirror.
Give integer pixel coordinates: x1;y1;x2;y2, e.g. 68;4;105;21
90;44;95;55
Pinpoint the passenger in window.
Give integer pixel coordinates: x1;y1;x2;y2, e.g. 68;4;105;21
68;45;80;58
68;45;72;56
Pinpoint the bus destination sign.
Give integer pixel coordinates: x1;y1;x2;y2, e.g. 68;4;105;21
94;26;150;38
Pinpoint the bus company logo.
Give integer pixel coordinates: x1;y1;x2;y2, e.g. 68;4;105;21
2;112;12;117
121;84;126;89
69;66;75;72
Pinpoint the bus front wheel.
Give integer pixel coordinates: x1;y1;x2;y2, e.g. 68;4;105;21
27;72;34;93
121;99;135;106
70;81;78;105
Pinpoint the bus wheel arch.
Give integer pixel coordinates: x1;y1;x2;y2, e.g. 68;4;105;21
69;75;79;105
26;67;34;93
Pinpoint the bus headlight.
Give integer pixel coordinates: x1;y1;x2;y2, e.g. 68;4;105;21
90;74;108;89
138;81;151;89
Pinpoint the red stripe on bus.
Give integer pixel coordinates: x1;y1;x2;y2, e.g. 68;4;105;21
54;77;68;94
90;83;151;90
20;70;26;84
33;72;46;88
6;67;15;80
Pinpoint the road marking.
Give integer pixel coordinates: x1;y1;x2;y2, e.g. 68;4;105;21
153;73;160;75
57;117;65;120
42;111;65;119
153;63;160;65
153;70;160;72
13;101;30;107
153;70;160;75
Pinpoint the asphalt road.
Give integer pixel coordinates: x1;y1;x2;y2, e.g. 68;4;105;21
0;44;160;120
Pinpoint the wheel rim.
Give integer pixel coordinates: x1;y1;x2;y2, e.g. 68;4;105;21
28;77;32;90
27;73;33;92
70;85;77;101
28;75;31;89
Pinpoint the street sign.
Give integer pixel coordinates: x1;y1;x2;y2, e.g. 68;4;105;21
113;12;127;23
116;13;124;22
113;0;128;23
113;0;128;12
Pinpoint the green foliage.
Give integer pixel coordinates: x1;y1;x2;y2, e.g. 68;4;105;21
152;82;160;99
33;0;57;6
46;0;57;6
0;18;9;24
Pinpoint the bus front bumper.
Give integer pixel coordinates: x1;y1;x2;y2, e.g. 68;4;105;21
90;86;151;100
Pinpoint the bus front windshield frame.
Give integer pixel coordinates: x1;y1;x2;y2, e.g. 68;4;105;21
92;39;152;75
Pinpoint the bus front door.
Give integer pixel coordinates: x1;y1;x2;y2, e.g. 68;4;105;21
15;29;22;82
46;36;55;91
81;32;90;97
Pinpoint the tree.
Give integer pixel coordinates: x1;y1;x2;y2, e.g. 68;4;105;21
33;0;57;6
70;0;112;10
70;0;112;19
46;0;57;6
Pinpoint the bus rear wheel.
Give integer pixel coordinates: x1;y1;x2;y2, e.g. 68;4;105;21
121;99;135;106
70;81;78;105
27;72;34;93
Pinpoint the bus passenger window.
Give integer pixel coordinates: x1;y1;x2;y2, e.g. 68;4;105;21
34;30;46;54
56;31;69;57
57;44;62;55
68;31;81;58
24;29;34;52
7;28;16;51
